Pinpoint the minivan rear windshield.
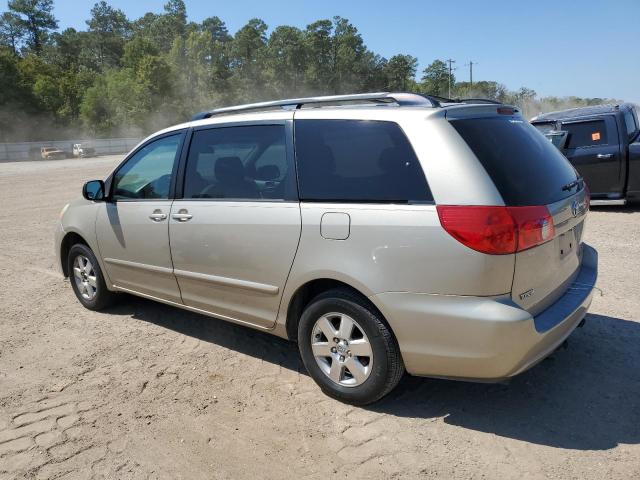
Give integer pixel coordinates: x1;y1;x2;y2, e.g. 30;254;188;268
450;116;579;206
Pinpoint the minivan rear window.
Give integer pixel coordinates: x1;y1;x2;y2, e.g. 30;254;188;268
295;120;432;203
451;117;579;206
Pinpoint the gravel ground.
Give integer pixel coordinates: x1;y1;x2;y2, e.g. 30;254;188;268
0;155;639;479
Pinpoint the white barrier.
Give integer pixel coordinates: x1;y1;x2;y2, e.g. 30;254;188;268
0;137;142;162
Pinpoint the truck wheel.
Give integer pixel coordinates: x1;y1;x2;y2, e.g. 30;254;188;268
298;288;405;405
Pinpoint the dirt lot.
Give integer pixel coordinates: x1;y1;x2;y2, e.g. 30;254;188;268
0;155;639;479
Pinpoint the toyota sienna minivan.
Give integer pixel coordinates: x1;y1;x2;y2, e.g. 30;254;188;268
55;92;597;404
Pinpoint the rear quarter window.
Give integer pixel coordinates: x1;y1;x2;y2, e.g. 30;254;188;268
294;119;432;203
562;120;608;148
451;116;579;206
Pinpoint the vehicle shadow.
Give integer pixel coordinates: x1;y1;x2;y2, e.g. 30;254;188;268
373;313;640;451
590;204;640;213
108;295;304;374
110;297;639;451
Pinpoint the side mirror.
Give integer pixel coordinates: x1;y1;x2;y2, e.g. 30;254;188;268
82;180;105;201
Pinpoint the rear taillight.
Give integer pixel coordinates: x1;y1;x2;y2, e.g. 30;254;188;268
509;206;555;252
436;205;554;255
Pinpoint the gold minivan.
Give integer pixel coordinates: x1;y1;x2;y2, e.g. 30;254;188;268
55;93;597;404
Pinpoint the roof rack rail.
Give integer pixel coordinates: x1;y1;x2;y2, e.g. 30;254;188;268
192;92;440;120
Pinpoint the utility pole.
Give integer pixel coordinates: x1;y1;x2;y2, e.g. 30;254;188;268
468;60;475;87
445;58;456;98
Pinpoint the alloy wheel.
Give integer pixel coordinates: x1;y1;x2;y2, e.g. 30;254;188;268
310;312;373;387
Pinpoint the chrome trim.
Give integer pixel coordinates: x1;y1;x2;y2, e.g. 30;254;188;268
590;199;626;206
103;257;174;275
173;269;279;295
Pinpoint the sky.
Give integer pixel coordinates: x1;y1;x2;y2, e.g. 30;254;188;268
8;0;640;102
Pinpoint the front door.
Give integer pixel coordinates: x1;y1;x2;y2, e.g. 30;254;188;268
169;121;301;328
562;117;623;197
96;132;184;302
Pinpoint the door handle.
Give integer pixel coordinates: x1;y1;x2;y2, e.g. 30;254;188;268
597;153;613;159
149;210;167;222
172;210;193;222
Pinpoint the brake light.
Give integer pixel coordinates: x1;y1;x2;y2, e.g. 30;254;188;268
509;206;555;251
497;107;515;115
436;205;554;255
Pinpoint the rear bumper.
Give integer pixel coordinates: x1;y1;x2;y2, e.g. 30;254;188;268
372;244;598;380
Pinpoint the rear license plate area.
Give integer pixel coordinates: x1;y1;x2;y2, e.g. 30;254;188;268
559;229;575;259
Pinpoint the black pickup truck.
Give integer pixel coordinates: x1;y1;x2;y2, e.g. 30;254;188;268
531;103;640;205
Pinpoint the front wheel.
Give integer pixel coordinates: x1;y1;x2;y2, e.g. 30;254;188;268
298;289;405;405
67;243;116;310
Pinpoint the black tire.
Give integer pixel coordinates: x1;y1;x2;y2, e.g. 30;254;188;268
67;243;117;310
298;288;404;405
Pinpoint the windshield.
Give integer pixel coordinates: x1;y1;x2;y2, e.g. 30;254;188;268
451;116;579;206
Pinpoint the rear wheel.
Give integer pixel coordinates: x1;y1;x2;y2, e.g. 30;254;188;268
298;289;404;405
67;244;116;310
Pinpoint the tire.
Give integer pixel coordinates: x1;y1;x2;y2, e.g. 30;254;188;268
298;288;404;405
67;243;116;310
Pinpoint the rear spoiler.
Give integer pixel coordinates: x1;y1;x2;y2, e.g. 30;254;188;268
444;104;521;120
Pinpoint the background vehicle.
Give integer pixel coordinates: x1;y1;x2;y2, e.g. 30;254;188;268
55;93;597;404
532;104;640;205
40;146;66;160
72;143;96;157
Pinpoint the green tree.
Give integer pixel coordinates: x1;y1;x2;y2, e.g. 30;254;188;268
86;1;130;69
384;54;417;91
303;19;333;94
453;80;507;100
266;26;306;96
0;1;619;142
0;12;23;53
230;18;268;101
331;17;367;93
302;17;371;94
129;1;186;53
0;47;39;141
122;35;159;70
48;28;94;70
7;0;57;53
81;69;146;135
151;0;187;51
420;59;451;97
200;16;230;43
163;0;186;33
198;16;232;86
359;52;387;92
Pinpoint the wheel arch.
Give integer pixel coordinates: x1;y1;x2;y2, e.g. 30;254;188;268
284;278;393;343
60;231;90;277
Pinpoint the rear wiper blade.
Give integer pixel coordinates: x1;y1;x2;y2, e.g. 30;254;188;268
562;177;583;192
